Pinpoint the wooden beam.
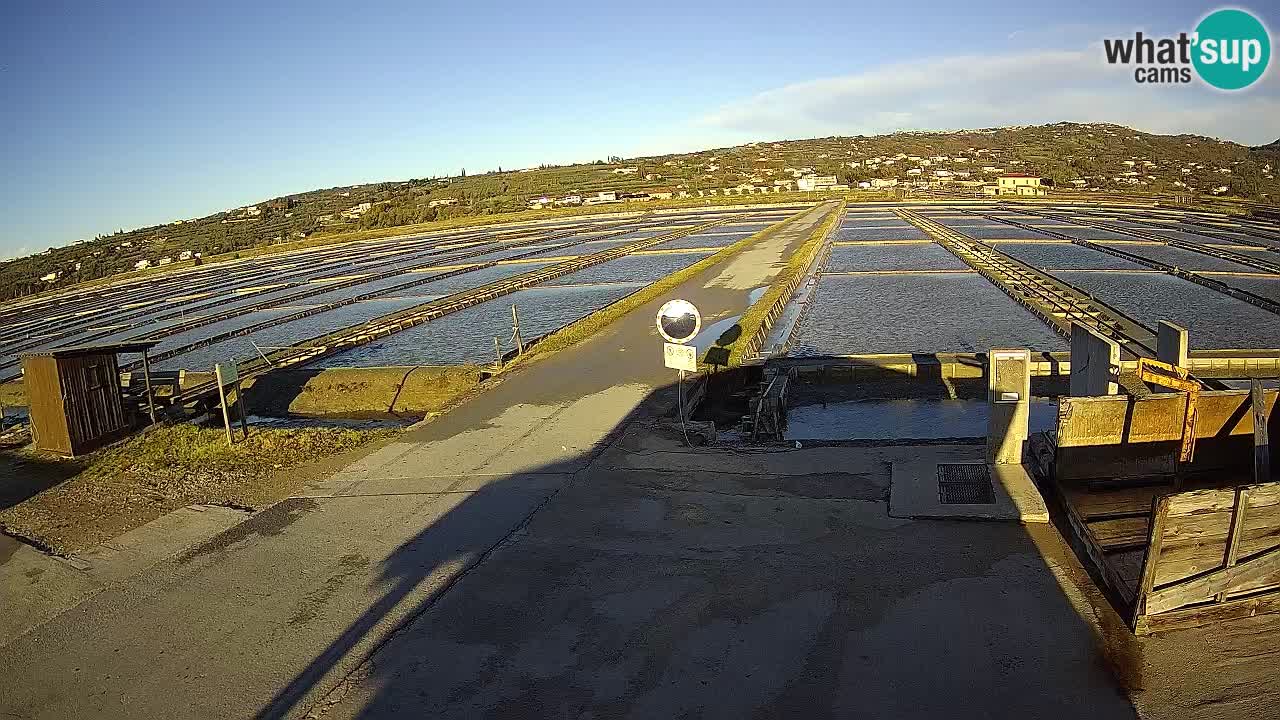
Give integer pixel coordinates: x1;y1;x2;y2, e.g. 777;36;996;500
1215;487;1249;603
140;350;157;425
1137;588;1280;635
1255;379;1271;484
1146;544;1280;615
1132;495;1171;631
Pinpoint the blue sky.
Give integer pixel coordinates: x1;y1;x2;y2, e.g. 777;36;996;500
2;0;1277;259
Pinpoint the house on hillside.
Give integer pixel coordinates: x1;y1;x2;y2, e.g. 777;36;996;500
796;175;837;192
584;191;619;205
997;174;1050;196
342;202;374;219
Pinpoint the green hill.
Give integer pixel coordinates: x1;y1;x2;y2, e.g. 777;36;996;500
3;122;1278;303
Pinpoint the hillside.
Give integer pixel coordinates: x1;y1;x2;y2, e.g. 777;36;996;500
3;122;1278;302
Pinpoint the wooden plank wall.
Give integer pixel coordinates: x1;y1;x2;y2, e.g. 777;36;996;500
1134;482;1280;631
1056;390;1279;481
57;354;128;455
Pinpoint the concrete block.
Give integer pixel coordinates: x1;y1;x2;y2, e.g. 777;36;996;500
988;348;1030;465
1069;323;1119;396
1157;321;1189;368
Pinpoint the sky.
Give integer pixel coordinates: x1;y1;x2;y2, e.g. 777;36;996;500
2;0;1278;259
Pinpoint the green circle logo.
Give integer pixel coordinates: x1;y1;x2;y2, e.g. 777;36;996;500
1193;9;1271;90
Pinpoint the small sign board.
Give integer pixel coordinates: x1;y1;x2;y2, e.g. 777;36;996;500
656;299;701;344
215;362;239;387
664;342;697;372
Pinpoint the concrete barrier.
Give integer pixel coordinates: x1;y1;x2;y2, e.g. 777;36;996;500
1069;322;1119;396
1157;321;1189;368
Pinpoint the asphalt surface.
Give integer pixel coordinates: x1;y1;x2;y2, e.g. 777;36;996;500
5;199;1280;718
0;203;836;718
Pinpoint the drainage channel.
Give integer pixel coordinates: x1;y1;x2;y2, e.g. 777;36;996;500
756;208;842;360
896;208;1158;357
966;206;1280;316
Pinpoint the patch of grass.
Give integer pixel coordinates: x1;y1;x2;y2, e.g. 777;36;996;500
0;381;23;408
727;202;845;366
514;210;810;362
0;423;393;553
247;365;483;417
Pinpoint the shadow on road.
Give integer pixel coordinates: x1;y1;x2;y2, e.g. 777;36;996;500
244;378;1149;720
0;448;84;512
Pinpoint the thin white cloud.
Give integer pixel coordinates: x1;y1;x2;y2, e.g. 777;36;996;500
696;47;1280;146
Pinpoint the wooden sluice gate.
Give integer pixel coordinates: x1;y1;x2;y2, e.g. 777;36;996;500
747;369;790;441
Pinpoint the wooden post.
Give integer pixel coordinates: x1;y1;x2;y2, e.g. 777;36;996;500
141;349;157;424
218;381;234;446
215;363;239;446
512;304;524;356
1216;488;1249;603
236;380;249;439
493;337;503;369
1254;379;1271;484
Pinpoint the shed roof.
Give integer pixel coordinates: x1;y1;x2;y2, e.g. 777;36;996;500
19;341;161;360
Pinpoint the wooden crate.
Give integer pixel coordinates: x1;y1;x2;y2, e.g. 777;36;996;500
1033;388;1279;634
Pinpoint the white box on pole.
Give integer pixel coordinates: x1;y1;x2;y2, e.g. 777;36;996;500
663;342;697;372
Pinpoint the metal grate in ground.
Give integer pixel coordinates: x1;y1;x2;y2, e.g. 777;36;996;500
937;463;995;504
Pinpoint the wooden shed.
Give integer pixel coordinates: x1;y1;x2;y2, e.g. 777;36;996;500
19;341;159;457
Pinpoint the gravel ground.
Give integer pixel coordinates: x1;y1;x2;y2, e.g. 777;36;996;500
0;424;393;554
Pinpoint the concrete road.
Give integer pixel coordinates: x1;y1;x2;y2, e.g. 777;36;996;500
318;433;1137;719
0;203;837;718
